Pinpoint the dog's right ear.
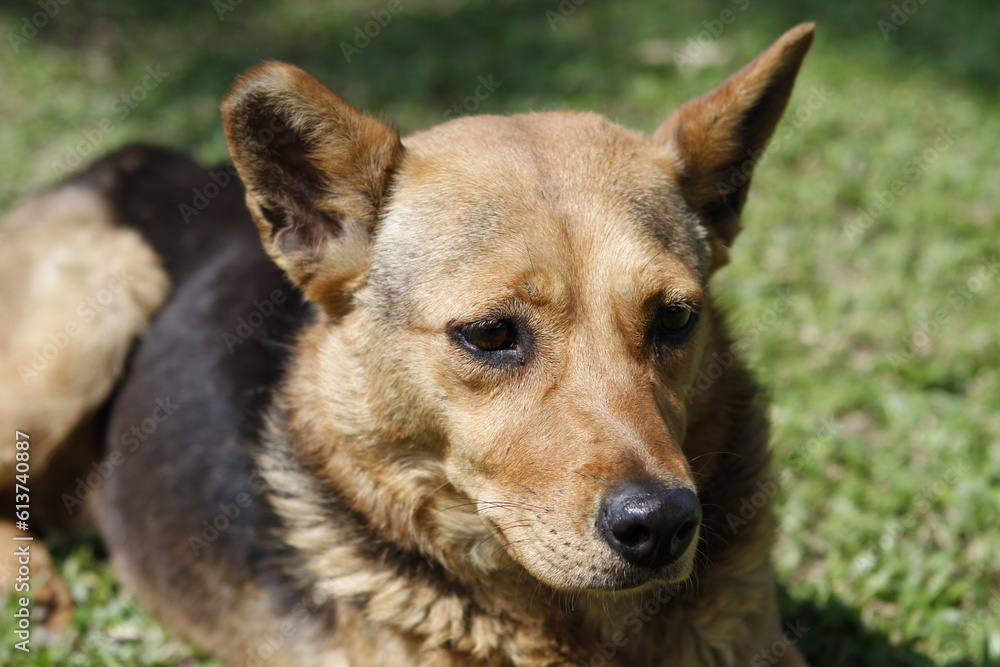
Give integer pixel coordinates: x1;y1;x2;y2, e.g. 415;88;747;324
222;62;403;314
654;23;814;272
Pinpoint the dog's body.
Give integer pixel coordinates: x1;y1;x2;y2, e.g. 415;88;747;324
0;25;814;666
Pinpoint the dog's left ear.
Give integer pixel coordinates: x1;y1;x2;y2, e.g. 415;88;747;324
655;23;814;271
222;62;404;315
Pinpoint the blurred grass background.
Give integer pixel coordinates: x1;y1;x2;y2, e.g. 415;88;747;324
1;0;998;665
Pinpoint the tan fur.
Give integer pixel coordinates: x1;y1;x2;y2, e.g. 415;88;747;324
0;185;170;486
0;183;170;634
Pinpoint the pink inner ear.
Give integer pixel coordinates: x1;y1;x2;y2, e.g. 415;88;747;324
277;208;343;254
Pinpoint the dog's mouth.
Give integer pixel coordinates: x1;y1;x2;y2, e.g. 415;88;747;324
504;531;700;593
589;521;702;593
474;495;701;592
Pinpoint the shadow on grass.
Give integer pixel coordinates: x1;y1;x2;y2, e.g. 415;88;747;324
1;0;995;145
748;0;1000;92
779;586;976;667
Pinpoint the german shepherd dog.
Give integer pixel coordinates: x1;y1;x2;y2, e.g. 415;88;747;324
0;24;814;666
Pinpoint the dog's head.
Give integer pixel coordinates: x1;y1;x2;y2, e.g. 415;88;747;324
223;24;813;592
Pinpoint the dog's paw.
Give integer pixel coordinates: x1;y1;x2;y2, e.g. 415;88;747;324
0;521;74;639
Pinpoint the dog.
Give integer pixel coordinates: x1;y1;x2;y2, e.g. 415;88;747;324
0;23;814;666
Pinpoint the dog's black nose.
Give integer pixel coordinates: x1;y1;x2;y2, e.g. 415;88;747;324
599;482;701;568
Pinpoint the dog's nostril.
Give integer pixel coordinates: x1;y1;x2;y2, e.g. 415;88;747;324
599;483;701;569
673;520;698;551
613;525;651;549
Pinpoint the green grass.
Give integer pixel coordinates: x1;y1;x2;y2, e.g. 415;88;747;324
1;1;998;664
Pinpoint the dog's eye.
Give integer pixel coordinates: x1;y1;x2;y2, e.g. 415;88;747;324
460;319;518;352
451;317;532;369
656;306;694;332
651;306;698;347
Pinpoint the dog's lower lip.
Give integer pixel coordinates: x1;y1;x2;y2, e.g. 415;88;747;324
588;572;675;594
612;559;696;591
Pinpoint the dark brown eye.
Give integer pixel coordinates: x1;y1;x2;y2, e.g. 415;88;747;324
452;317;530;368
657;306;693;332
652;306;698;347
460;319;517;352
